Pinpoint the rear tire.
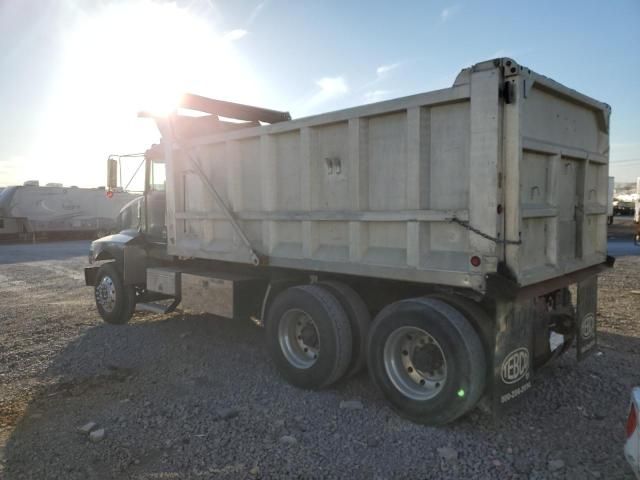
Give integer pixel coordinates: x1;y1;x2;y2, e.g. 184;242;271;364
265;285;352;389
94;263;136;325
367;297;486;425
318;281;370;377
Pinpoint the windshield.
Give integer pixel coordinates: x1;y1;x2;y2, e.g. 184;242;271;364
150;160;166;192
110;153;146;193
117;196;143;231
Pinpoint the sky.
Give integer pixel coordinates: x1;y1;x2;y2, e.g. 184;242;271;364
0;0;639;188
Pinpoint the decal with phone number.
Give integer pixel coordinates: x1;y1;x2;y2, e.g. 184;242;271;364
500;381;532;404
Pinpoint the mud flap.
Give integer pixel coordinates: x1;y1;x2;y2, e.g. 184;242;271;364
491;299;534;413
576;274;598;361
84;266;100;286
123;245;148;285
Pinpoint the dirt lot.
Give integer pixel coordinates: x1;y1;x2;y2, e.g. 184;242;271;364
0;224;639;479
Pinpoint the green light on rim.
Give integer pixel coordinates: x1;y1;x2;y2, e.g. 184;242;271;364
457;389;465;398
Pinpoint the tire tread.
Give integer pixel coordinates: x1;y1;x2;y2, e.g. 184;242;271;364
318;281;370;377
296;285;352;387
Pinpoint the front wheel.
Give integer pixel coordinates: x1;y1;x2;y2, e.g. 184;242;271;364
367;297;486;425
94;263;136;325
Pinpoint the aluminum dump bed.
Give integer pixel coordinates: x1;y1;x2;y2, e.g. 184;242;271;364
160;58;610;294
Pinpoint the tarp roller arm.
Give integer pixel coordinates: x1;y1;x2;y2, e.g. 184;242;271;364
177;93;291;124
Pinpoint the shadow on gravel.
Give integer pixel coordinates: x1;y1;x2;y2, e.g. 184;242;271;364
3;315;639;479
2;312;376;479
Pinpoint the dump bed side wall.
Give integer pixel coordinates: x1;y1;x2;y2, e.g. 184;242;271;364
504;68;610;285
163;59;609;293
164;70;505;292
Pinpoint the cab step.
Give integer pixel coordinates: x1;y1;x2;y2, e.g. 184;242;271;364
136;299;180;314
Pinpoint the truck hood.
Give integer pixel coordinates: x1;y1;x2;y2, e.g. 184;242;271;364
90;229;143;263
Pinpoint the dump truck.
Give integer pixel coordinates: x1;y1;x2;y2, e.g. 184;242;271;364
85;58;612;424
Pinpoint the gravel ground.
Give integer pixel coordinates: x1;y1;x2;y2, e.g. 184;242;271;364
0;228;639;479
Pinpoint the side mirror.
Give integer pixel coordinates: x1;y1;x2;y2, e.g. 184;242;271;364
107;158;118;189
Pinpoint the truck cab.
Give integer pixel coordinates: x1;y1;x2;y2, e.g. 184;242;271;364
89;144;167;259
85;145;172;322
113;145;167;240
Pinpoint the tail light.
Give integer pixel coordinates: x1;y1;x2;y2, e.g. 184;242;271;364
627;402;638;439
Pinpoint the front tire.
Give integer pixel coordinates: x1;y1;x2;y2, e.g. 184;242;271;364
367;297;486;425
94;263;136;325
265;285;352;389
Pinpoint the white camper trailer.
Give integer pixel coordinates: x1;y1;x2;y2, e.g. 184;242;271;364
0;184;137;242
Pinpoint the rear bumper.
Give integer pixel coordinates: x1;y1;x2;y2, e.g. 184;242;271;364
485;256;614;301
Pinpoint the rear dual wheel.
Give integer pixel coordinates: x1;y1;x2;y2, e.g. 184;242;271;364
266;286;486;425
318;281;370;378
265;282;370;389
266;284;353;389
367;297;487;425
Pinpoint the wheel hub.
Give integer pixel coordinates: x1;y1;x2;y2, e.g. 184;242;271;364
300;323;318;347
412;343;445;376
96;275;116;313
384;326;447;401
278;309;320;369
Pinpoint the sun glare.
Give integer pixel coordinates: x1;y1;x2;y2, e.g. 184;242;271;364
27;1;264;188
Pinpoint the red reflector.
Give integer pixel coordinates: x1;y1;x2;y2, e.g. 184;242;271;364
106;191;114;199
627;404;638;439
470;256;481;267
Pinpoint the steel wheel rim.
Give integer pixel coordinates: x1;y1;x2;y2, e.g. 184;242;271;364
96;275;117;313
278;309;320;369
383;326;447;401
